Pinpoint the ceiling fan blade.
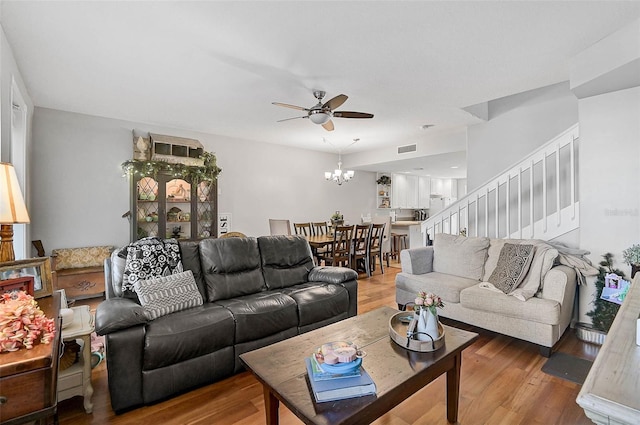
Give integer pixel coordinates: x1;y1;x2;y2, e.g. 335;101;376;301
277;116;308;122
333;111;374;119
272;102;309;111
322;120;335;131
323;94;348;111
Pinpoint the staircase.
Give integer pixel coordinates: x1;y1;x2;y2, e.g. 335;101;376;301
424;124;580;242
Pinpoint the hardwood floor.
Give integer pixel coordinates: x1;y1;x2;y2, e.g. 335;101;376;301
60;263;597;425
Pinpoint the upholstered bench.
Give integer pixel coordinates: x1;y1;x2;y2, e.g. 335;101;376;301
52;246;114;300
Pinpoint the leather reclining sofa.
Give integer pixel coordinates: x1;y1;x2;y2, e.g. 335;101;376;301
95;235;358;412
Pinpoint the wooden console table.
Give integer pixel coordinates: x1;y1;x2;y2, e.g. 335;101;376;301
577;274;640;424
0;293;61;425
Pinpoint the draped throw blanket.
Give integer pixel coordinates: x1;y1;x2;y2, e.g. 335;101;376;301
120;237;184;295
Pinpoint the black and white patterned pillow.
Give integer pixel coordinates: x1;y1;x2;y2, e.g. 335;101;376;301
488;243;534;294
134;270;203;320
122;237;183;295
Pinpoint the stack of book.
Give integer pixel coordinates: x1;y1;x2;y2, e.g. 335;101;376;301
305;352;376;403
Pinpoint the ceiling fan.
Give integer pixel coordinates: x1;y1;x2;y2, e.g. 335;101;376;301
272;90;374;131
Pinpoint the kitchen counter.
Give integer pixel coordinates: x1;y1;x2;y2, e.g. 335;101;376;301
392;221;423;227
391;221;427;248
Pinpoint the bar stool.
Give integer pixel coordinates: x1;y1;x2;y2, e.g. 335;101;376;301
387;233;408;266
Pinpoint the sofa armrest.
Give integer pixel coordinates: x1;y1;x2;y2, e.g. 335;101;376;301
95;298;148;335
400;246;434;275
308;266;358;284
541;265;577;333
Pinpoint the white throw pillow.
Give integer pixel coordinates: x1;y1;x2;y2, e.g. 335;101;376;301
134;270;203;320
432;233;490;281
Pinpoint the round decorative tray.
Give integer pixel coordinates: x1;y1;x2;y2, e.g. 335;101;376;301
389;311;446;352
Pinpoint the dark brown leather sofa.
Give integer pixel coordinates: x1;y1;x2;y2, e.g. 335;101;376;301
95;235;358;413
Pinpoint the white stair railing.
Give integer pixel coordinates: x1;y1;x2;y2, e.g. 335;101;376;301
424;124;580;242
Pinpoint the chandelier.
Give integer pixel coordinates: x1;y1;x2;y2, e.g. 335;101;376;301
324;153;354;185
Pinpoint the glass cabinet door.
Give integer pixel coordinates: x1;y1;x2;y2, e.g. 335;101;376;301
130;173;217;242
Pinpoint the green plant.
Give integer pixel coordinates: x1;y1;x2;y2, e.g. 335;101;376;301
622;244;640;266
586;253;626;333
376;175;391;185
122;151;221;182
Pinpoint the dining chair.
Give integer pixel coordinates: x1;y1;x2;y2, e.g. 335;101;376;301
293;222;313;236
311;221;329;236
351;224;371;274
311;221;331;264
326;225;354;268
367;222;386;276
269;219;291;236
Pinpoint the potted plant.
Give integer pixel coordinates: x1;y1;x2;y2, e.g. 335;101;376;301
622;243;640;279
330;211;344;226
577;253;626;345
376;175;391;186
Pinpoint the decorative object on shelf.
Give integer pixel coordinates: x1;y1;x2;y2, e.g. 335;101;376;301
0;290;56;352
376;175;391;186
585;253;626;334
622;243;640;278
150;133;205;166
167;180;190;201
413;291;444;342
0;162;30;262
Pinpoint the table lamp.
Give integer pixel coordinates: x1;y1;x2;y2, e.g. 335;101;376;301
0;162;30;262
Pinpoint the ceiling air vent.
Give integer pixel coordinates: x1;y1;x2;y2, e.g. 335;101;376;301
397;144;417;154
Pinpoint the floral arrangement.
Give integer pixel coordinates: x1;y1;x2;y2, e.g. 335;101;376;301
414;291;445;315
622;244;640;266
0;291;56;353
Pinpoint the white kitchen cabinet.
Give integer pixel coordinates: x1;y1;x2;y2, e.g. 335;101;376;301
431;178;456;199
405;175;418;208
391;173;406;208
392;174;431;209
418;176;431;208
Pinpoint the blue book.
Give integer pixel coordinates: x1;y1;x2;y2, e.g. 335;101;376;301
305;357;376;403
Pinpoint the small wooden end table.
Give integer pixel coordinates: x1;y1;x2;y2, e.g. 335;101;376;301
58;305;94;413
240;306;478;425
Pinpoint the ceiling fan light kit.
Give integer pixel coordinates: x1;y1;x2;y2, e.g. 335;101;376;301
273;90;373;131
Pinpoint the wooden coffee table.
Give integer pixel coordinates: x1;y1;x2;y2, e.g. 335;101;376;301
240;306;478;425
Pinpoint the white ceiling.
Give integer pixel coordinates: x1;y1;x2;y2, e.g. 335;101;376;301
2;1;640;177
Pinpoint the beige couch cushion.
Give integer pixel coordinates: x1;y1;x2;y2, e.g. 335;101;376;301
396;271;478;304
482;238;558;301
432;234;490;281
460;284;561;325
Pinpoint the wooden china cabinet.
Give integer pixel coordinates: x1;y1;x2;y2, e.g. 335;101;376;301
129;172;218;242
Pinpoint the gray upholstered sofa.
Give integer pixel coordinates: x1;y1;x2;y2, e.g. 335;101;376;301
395;233;577;356
95;235;357;412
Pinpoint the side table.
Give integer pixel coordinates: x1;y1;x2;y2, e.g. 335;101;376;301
58;305;94;413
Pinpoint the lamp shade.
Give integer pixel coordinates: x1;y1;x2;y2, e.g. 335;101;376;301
0;162;30;224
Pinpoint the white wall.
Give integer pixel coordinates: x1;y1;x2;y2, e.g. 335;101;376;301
466;82;578;190
0;23;34;257
31;108;377;251
577;86;640;323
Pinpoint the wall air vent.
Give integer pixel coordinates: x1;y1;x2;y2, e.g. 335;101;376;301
397;144;417;154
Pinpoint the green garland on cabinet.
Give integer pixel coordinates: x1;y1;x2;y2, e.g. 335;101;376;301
586;253;625;333
122;151;221;182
